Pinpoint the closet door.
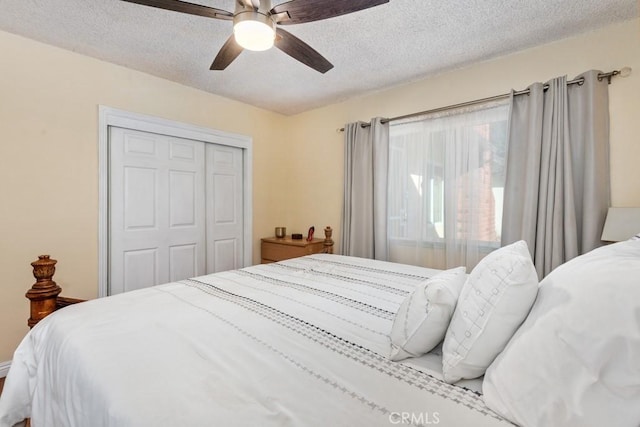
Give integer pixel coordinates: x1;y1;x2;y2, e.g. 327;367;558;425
109;127;206;294
206;144;244;273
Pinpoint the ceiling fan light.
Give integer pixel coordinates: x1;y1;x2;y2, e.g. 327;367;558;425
233;12;275;52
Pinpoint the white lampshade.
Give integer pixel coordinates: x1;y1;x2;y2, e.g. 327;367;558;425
601;207;640;242
233;16;275;51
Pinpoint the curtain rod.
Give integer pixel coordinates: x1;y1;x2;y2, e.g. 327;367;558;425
338;68;630;132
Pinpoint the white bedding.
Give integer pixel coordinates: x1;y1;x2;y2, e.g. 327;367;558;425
0;254;509;427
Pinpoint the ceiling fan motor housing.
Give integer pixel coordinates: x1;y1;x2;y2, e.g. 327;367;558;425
233;10;276;51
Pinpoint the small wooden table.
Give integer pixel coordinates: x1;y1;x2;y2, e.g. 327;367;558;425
261;236;327;263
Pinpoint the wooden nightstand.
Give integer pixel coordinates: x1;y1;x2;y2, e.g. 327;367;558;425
260;227;334;263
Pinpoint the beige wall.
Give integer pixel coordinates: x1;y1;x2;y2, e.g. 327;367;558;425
1;18;639;363
284;18;640;250
0;31;289;361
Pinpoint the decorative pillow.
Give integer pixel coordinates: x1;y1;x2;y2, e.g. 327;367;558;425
389;267;466;361
483;239;640;427
441;240;538;383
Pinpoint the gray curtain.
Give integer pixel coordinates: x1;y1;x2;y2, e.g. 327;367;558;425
341;118;389;260
502;70;610;277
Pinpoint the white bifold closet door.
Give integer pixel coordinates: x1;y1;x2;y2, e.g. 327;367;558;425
109;127;243;295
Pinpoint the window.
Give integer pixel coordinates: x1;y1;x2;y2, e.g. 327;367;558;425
388;101;509;269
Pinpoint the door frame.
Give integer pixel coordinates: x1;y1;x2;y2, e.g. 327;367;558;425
98;106;253;298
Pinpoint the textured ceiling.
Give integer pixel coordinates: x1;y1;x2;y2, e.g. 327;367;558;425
0;0;637;115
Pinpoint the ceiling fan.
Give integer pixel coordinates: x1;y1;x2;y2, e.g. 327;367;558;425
121;0;389;73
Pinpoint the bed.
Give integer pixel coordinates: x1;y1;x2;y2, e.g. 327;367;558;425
2;236;639;427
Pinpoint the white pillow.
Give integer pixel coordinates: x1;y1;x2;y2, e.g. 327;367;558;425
389;267;466;361
442;240;538;383
483;239;640;427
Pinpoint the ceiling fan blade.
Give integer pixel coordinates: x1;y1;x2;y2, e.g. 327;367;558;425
210;35;244;70
271;0;388;25
121;0;233;20
274;28;333;74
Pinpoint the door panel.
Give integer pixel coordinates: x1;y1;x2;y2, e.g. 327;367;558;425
124;133;157;155
123;248;158;292
169;244;197;282
213;174;236;222
124;167;157;230
214;239;237;272
169;140;196;160
169;170;197;227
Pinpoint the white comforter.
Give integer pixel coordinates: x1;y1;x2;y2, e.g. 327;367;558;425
0;254;509;427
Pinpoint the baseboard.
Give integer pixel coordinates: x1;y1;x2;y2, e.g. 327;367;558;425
0;360;11;378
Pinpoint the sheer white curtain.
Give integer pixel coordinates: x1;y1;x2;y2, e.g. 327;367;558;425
501;71;610;277
341;118;389;259
388;102;510;270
